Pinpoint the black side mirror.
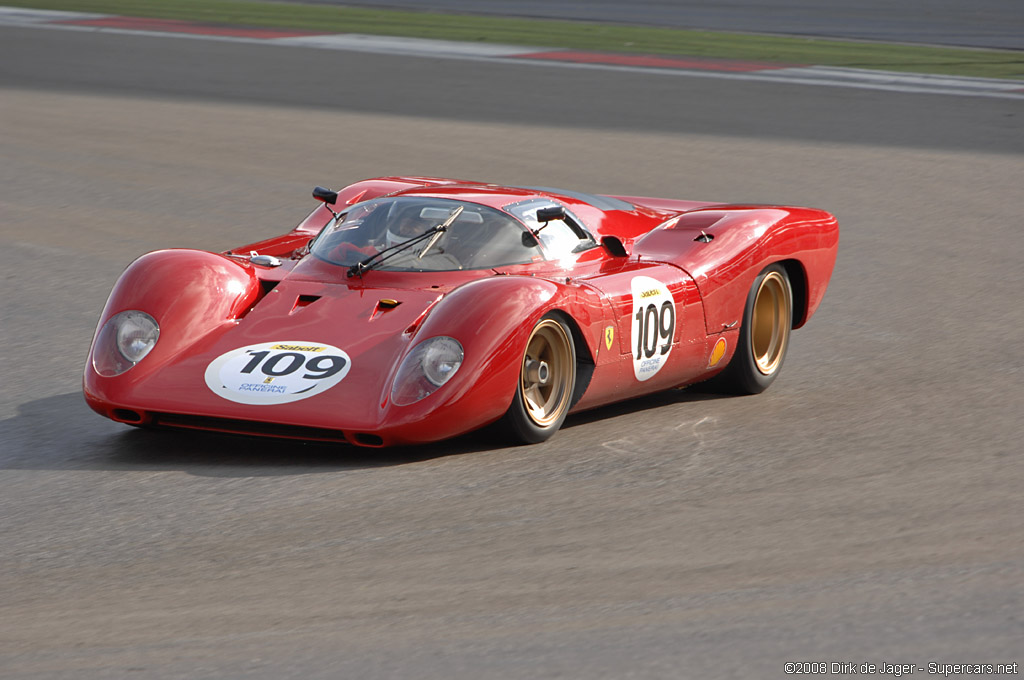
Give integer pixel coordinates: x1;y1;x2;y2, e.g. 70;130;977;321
536;206;566;223
312;186;339;204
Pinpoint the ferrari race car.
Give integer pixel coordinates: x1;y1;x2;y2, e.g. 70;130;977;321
84;177;838;447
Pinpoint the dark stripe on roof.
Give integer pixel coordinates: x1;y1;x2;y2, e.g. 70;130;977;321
517;186;636;212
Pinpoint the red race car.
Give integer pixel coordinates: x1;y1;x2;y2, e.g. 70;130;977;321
84;177;838;447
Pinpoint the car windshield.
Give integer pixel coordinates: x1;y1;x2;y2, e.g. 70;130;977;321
310;197;544;272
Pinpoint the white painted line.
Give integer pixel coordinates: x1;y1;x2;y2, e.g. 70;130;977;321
486;57;1024;100
3;21;294;45
0;7;106;23
769;65;1024;92
274;33;542;58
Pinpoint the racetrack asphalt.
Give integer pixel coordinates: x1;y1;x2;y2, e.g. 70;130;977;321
1;18;1022;680
5;9;1022;101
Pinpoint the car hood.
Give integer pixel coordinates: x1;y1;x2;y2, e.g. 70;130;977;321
122;278;445;429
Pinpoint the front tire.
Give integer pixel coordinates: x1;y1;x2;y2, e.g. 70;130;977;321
707;264;793;394
503;315;576;444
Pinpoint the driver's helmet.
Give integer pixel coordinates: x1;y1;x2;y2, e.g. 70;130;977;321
385;208;429;249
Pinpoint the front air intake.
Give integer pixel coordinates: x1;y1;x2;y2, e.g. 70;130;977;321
152;413;349;443
111;409;144;423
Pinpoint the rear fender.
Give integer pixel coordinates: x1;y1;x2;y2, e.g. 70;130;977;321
635;207;838;333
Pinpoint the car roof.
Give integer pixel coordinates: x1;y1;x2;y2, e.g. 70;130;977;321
390;183;635;214
340;177;680;240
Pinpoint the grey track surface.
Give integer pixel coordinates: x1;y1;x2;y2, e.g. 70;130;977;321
2;27;1022;154
288;0;1024;50
2;24;1023;680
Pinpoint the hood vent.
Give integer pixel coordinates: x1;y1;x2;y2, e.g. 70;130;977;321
290;294;321;314
372;298;402;319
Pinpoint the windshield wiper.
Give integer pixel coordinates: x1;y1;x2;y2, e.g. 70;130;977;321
347;206;465;277
346;217;451;278
418;206;463;260
346;231;427;278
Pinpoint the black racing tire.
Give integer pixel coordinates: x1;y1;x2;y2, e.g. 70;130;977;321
503;314;577;444
706;263;793;395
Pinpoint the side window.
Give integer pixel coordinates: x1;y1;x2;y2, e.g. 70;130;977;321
536;220;582;255
503;199;595;260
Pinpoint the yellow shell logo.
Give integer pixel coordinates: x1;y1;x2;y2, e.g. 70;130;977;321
709;337;727;367
604;326;615;350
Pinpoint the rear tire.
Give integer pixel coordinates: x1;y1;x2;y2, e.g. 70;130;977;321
706;264;792;395
503;315;576;444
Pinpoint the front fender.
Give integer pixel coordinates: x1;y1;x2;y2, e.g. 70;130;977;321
84;249;261;408
381;275;569;440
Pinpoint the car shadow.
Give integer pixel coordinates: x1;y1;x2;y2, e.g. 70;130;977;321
560;385;731;431
1;387;733;476
0;392;501;476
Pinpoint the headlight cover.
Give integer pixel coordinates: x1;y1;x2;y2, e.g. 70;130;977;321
391;336;463;406
92;310;160;377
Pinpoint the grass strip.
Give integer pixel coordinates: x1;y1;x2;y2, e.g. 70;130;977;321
5;0;1022;80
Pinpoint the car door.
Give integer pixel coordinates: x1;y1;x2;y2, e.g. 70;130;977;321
579;261;707;402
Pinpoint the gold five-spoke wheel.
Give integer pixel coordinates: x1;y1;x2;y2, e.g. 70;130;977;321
704;263;793;394
520;319;574;427
504;315;577;443
750;270;792;376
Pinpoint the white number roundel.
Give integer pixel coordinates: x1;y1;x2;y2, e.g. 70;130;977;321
631;276;676;381
205;341;351;404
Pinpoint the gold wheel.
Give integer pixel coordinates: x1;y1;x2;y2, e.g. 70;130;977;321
750;270;792;376
519;319;574;428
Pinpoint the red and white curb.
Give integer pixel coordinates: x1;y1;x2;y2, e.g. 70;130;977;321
3;7;1022;99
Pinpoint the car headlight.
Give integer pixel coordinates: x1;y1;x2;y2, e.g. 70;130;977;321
391;336;463;406
92;310;160;377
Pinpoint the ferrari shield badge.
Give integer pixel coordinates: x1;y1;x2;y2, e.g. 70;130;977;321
604;326;615;351
630;276;675;381
205;341;351;404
